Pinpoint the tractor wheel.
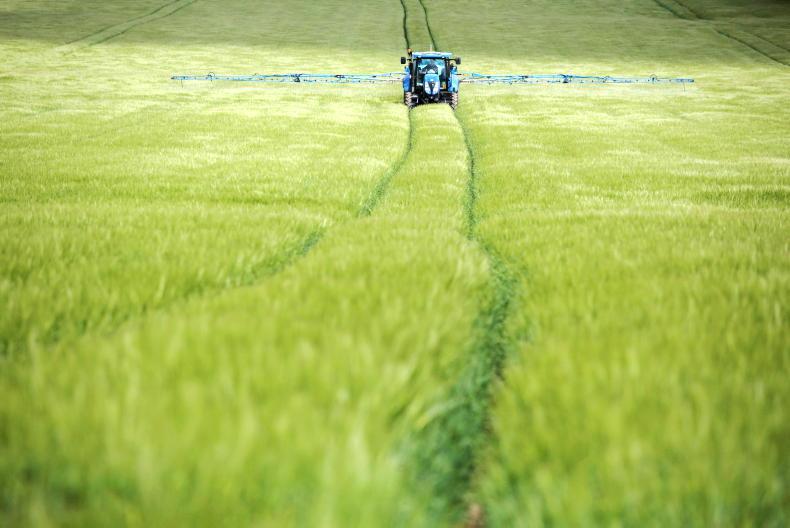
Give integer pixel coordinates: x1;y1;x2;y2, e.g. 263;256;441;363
450;92;459;110
404;91;415;108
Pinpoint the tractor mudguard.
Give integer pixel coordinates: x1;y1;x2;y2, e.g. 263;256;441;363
402;66;411;92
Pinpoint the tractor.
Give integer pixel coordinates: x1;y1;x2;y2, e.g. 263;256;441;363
400;50;460;109
173;56;694;98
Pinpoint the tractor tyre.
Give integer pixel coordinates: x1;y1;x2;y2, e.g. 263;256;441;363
450;92;459;110
404;91;414;108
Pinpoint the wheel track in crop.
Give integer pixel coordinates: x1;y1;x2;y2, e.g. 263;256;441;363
748;33;790;54
417;0;439;51
710;29;790;67
358;110;414;216
403;0;520;522
398;0;411;51
57;0;197;51
652;0;789;67
62;0;184;44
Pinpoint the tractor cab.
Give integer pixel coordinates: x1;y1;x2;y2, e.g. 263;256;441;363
400;50;461;109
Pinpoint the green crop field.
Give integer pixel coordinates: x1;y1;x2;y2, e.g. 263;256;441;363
1;0;787;526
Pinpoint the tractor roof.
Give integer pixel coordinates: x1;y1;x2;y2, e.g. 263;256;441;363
411;51;453;59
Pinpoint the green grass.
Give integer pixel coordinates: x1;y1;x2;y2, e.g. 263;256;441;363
1;0;788;526
0;0;408;355
425;0;789;525
2;105;492;525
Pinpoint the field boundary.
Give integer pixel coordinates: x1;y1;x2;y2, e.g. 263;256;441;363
57;0;197;52
652;0;789;67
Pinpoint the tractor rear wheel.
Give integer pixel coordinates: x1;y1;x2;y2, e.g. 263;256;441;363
450;92;459;110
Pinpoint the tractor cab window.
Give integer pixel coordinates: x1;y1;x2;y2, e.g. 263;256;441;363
415;58;446;86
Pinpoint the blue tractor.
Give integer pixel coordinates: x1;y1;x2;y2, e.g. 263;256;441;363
400;50;461;109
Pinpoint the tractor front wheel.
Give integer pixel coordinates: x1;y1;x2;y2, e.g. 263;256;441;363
404;91;415;108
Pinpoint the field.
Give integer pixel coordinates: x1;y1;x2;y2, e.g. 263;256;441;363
1;0;788;526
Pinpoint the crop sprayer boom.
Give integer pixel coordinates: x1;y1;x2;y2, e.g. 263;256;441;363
171;73;404;84
459;73;695;84
172;49;694;109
